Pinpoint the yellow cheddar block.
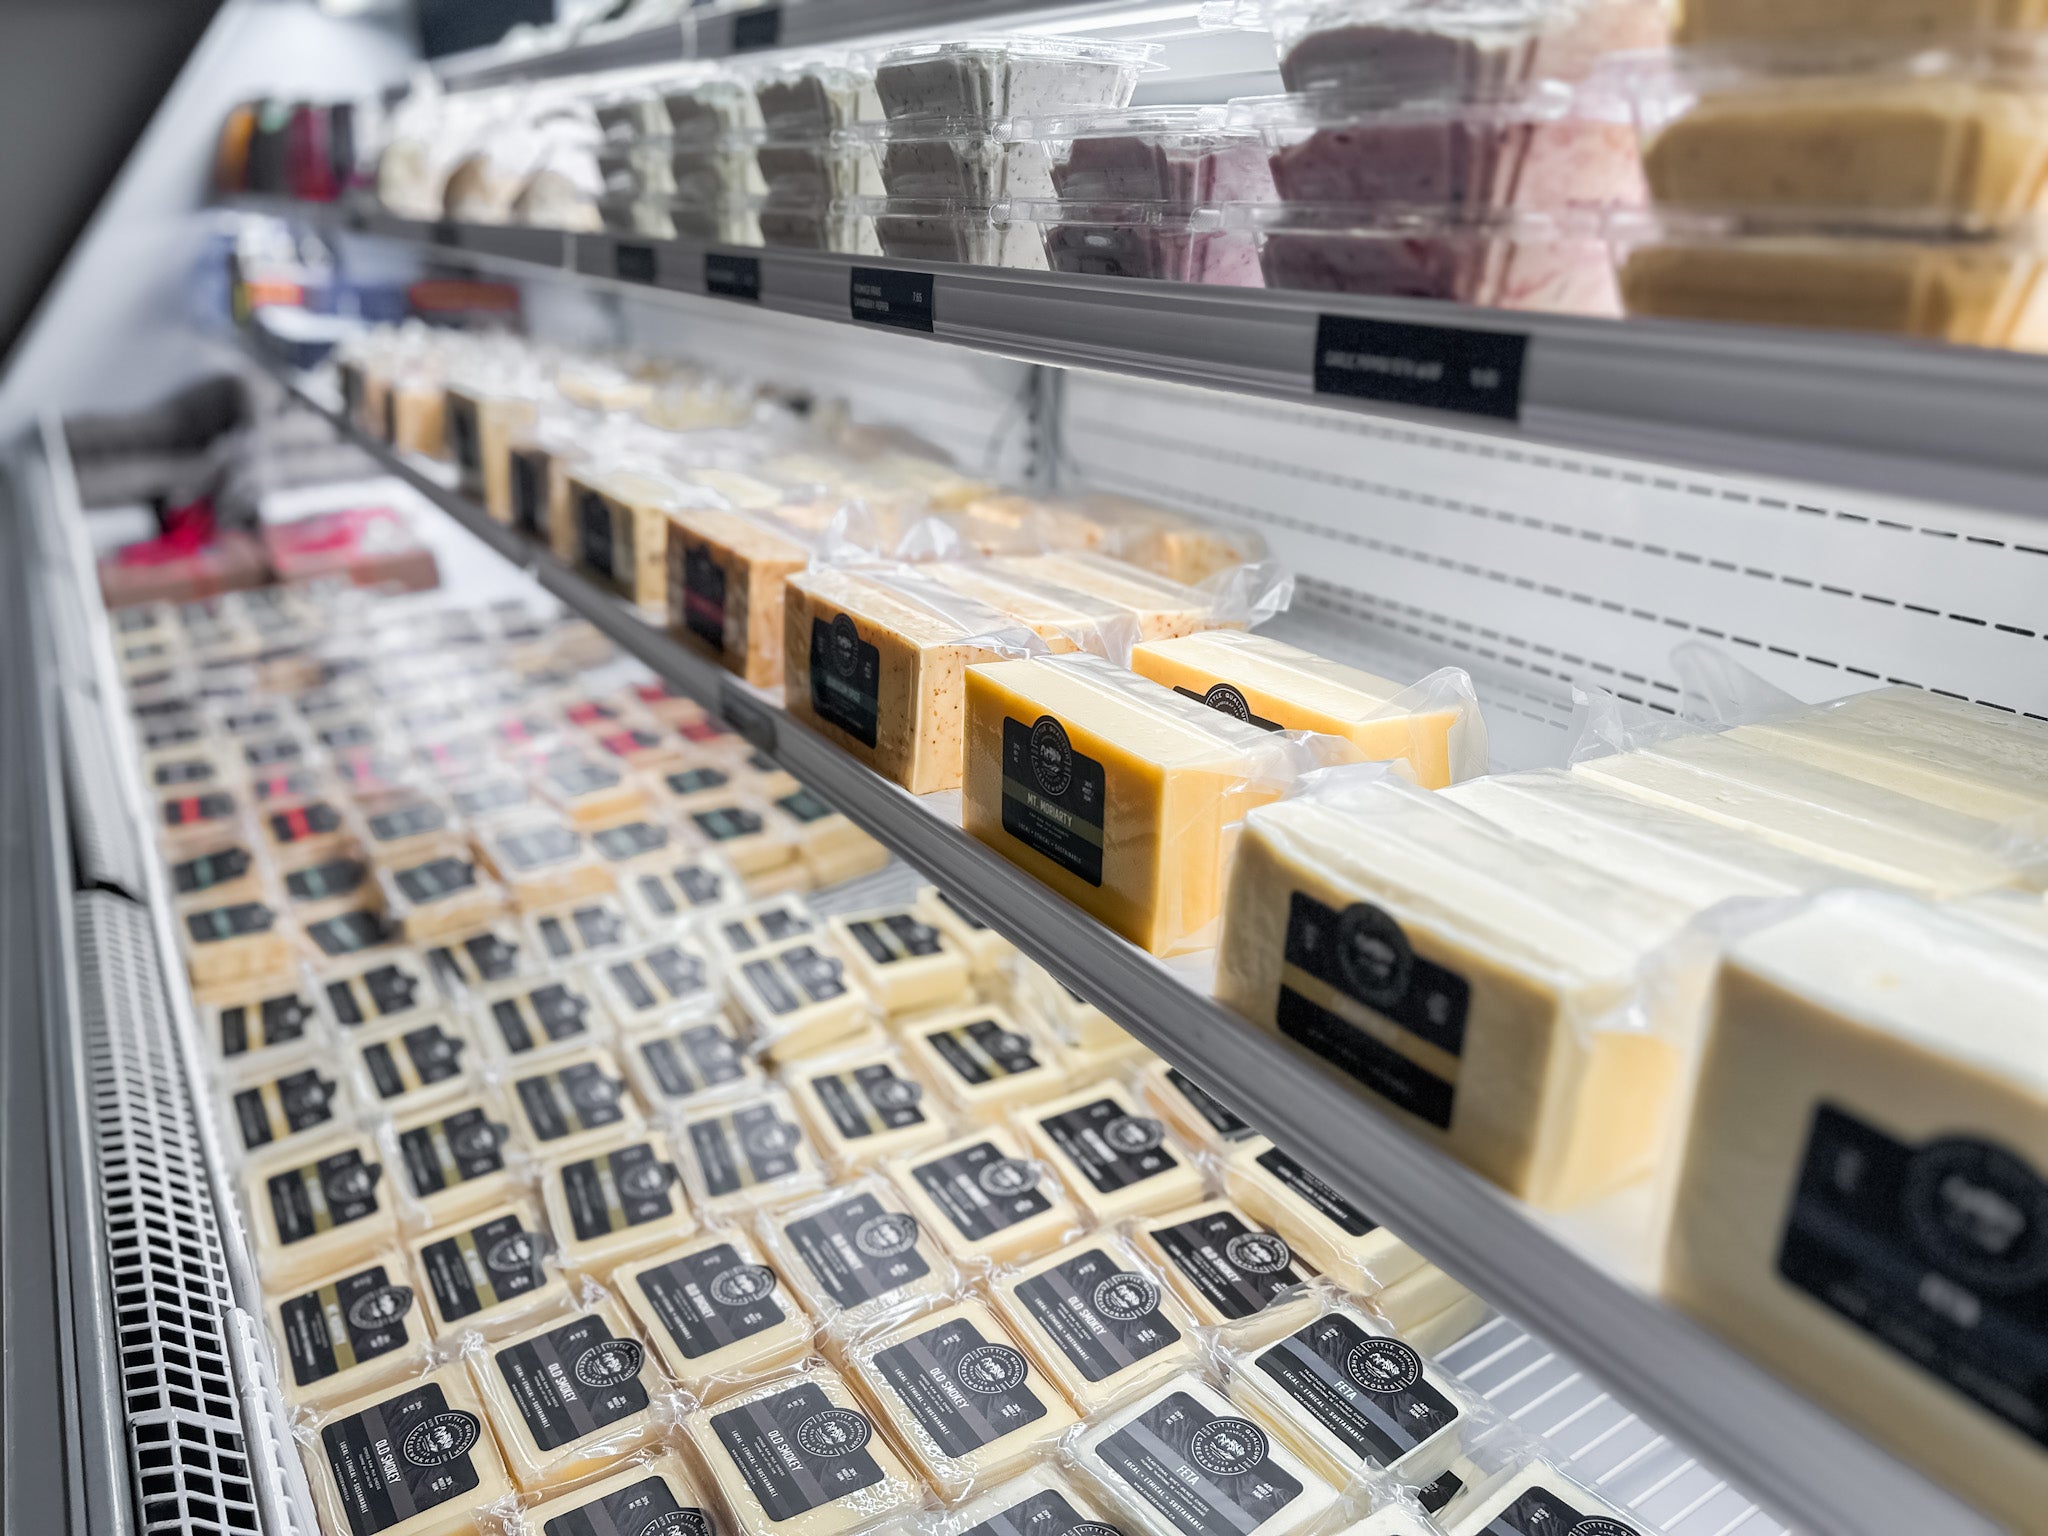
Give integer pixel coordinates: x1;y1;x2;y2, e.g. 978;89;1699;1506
443;382;537;517
1022;1083;1204;1225
1663;892;2048;1533
828;906;972;1017
666;505;809;686
245;1133;398;1291
617;1230;812;1396
540;1133;694;1279
964;656;1321;956
521;1452;720;1536
760;1178;961;1342
790;1044;951;1172
265;1249;431;1410
900;1004;1070;1122
999;552;1228;642
1225;1139;1424;1294
389;1100;521;1230
1130;1200;1321;1335
1131;632;1465;789
303;1368;513;1536
991;1234;1202;1416
406;1202;569;1343
890;1126;1083;1270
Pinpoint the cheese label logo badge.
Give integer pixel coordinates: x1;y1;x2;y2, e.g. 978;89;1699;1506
867;1075;924;1112
709;1264;779;1310
403;1410;481;1468
452;1120;507;1161
571;1074;623;1115
857;1213;920;1258
1030;716;1073;798
1345;1336;1422;1394
348;1284;415;1333
1104;1115;1165;1156
1903;1137;2048;1289
1093;1272;1162;1323
1226;1229;1293;1275
796;1408;872;1459
1335;902;1413;1011
1202;683;1254;723
1189;1417;1269;1478
325;1160;377;1204
574;1338;645;1390
619;1159;677;1201
980;1158;1040;1198
831;613;862;679
957;1342;1030;1394
746;1120;803;1161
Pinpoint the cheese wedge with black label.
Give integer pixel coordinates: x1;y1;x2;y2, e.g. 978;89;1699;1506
1023;1083;1204;1225
472;974;603;1062
567;464;707;609
524;894;639;967
617;1229;811;1395
828;907;972;1018
476;813;615;911
203;982;322;1066
266;1249;430;1410
390;1101;522;1228
992;1234;1201;1416
589;933;721;1034
406;1202;569;1343
494;1048;644;1158
900;1004;1069;1122
1138;1060;1255;1154
760;1177;959;1342
890;1126;1082;1270
684;795;800;878
1444;1463;1646;1536
421;919;533;997
222;1060;349;1155
729;936;874;1064
665;504;810;688
790;1044;949;1173
320;949;433;1032
675;1088;827;1218
624;1017;761;1110
1131;1200;1320;1335
356;1016;479;1114
522;1450;720;1536
303;1367;513;1536
245;1133;398;1290
541;1134;694;1279
1226;1139;1423;1295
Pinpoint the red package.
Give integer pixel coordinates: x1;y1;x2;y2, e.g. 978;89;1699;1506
262;506;439;592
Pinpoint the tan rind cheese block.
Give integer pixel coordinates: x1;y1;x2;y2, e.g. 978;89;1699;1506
471;1295;668;1493
442;384;537;519
828;907;972;1017
991;1234;1201;1415
1444;1464;1648;1536
303;1368;512;1536
760;1178;960;1341
789;1045;950;1172
565;464;688;607
900;1005;1070;1122
784;565;1035;794
540;1134;694;1279
245;1133;399;1291
964;655;1312;956
998;552;1227;643
1662;893;2048;1534
390;382;445;458
617;1230;812;1396
1132;632;1460;788
1226;1139;1424;1295
406;1203;569;1343
1021;1083;1204;1225
389;1100;522;1229
265;1249;431;1410
684;1364;925;1536
675;1089;829;1218
666;505;809;686
1071;1375;1340;1536
846;1300;1078;1499
889;1126;1081;1269
1131;1200;1322;1337
520;1451;718;1536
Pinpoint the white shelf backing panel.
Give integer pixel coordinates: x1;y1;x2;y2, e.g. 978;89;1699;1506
1061;370;2048;728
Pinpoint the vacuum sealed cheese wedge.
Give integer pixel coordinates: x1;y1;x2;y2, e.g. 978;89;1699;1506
303;1368;512;1536
760;1178;961;1342
684;796;800;877
389;1102;522;1230
521;1450;720;1536
1131;1200;1322;1335
667;504;811;687
890;1127;1083;1270
626;1017;760;1110
475;813;615;912
992;1233;1201;1416
729;937;874;1063
541;1133;694;1279
222;1059;350;1156
525;894;639;967
377;843;509;942
1131;635;1484;790
472;973;603;1062
790;1044;950;1172
246;1133;398;1290
407;1202;569;1343
420;919;534;997
590;933;721;1034
1662;892;2048;1532
1443;1463;1647;1536
444;378;538;517
495;1048;643;1158
685;1363;925;1536
784;563;1044;793
1071;1374;1341;1536
676;1087;829;1217
356;1016;479;1114
266;1249;430;1410
1022;1083;1204;1225
569;462;720;610
997;552;1246;644
204;980;323;1066
901;1004;1070;1121
708;895;820;961
828;906;972;1017
1216;773;1701;1209
1138;1060;1254;1154
321;949;434;1031
619;846;746;930
965;655;1342;955
1226;1139;1423;1295
619;1229;811;1396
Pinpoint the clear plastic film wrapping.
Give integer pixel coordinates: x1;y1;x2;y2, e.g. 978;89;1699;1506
755;1175;966;1347
613;1224;817;1400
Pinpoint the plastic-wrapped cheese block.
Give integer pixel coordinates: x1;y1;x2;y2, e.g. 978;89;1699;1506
1398;1290;1489;1360
925;1467;1138;1536
1671;0;2048;51
166;833;268;908
533;748;651;830
541;1134;694;1279
374;841;506;942
1226;1139;1424;1294
1215;775;1701;1209
1344;1506;1450;1536
245;1132;398;1290
1444;1463;1647;1536
784;564;1043;793
627;1016;760;1110
1230;1302;1469;1491
913;886;1015;981
1011;959;1127;1056
204;980;322;1065
751;859;823;900
303;1368;512;1536
1662;892;2048;1531
685;796;801;878
443;381;538;517
846;1299;1079;1498
1130;634;1478;789
179;897;296;996
158;786;243;851
684;1363;924;1536
223;1059;349;1156
992;1234;1201;1415
666;504;810;687
1369;1261;1478;1342
283;853;382;927
802;827;892;891
771;785;881;882
266;1249;430;1410
677;1087;829;1217
762;1178;960;1341
303;907;403;973
998;553;1235;643
965;655;1339;955
525;894;639;967
589;933;720;1035
1137;1060;1254;1154
1022;1083;1204;1225
927;560;1147;661
421;919;534;996
729;937;874;1064
476;814;615;912
890;1126;1083;1268
617;1230;812;1396
708;895;820;961
790;1044;951;1172
900;1005;1070;1121
445;768;533;827
1071;1374;1341;1536
407;1202;569;1343
619;847;746;930
497;1048;643;1158
872;37;1152;127
472;1295;669;1494
319;949;433;1031
565;463;700;608
473;973;603;1061
356;790;459;866
827;906;972;1017
357;1016;478;1114
523;1450;719;1535
390;1101;521;1228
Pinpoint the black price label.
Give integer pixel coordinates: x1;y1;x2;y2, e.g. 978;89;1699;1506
1313;315;1525;423
615;242;658;285
850;267;935;333
707;252;762;302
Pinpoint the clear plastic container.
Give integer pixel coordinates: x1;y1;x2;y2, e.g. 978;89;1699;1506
668;135;764;204
1014;199;1266;285
754;57;881;136
664;195;763;246
849;117;1051;202
754;134;884;203
754;195;882;254
661;70;762;145
871;37;1158;127
855;196;1048;269
595;82;669;146
1034;106;1278;210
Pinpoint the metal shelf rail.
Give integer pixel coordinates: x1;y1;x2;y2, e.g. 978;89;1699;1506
251;350;2000;1536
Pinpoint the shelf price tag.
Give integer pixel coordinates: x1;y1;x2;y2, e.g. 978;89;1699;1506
615;242;659;285
1312;315;1526;422
717;682;778;755
732;6;782;50
850;267;935;333
706;253;762;303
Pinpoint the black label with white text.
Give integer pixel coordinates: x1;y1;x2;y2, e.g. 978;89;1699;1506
1001;715;1105;886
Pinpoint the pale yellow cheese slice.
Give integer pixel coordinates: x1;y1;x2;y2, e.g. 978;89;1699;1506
991;1234;1202;1415
666;505;809;687
1226;1138;1424;1294
1022;1082;1205;1225
540;1133;694;1280
889;1126;1083;1269
828;906;973;1017
265;1248;431;1410
617;1229;812;1396
789;1044;951;1172
760;1177;961;1343
303;1367;513;1536
900;1004;1071;1122
520;1451;719;1536
405;1202;569;1343
244;1132;399;1292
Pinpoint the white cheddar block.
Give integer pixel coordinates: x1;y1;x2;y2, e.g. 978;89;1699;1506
389;1101;522;1229
540;1134;694;1279
1137;1059;1255;1154
319;949;434;1032
675;1089;828;1218
901;1004;1069;1121
828;907;973;1018
924;1468;1132;1536
221;1060;350;1157
618;1230;812;1396
246;1133;398;1291
1445;1464;1647;1536
1072;1375;1341;1536
708;895;821;964
761;1178;960;1342
1370;1263;1477;1341
890;1126;1082;1269
1227;1139;1424;1295
520;1450;719;1536
1022;1083;1205;1225
683;796;799;877
1012;959;1126;1055
179;897;296;997
749;856;822;900
472;1295;668;1493
420;920;536;997
729;937;874;1064
303;1368;513;1536
992;1234;1201;1416
378;843;508;943
406;1203;569;1343
203;980;324;1066
913;885;1016;980
1132;1200;1322;1334
789;1045;951;1172
265;1249;431;1410
1401;1294;1489;1359
802;831;892;892
471;973;604;1062
524;894;639;967
626;1017;761;1111
494;1048;643;1158
476;813;616;912
356;1015;478;1114
589;934;721;1033
618;847;746;930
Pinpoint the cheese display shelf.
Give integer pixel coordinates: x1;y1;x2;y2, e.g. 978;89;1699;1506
238;350;2000;1536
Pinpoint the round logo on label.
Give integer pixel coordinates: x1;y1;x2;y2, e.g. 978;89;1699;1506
1070;1525;1121;1536
451;1119;504;1160
569;1073;621;1114
1202;683;1253;723
1103;1115;1165;1156
979;1158;1040;1198
643;1513;711;1536
403;1410;480;1469
323;1161;375;1204
574;1337;644;1389
745;1120;801;1160
1029;715;1073;799
282;1078;330;1116
708;1264;778;1309
1188;1417;1268;1478
1903;1136;2048;1291
830;613;862;679
988;1030;1033;1059
485;1231;538;1275
1225;1231;1292;1275
867;1075;924;1111
1334;902;1414;1010
1093;1272;1160;1322
1571;1520;1642;1536
619;1158;675;1199
347;1284;414;1332
1345;1336;1422;1394
418;1031;457;1066
956;1343;1029;1395
856;1212;920;1258
796;1408;872;1459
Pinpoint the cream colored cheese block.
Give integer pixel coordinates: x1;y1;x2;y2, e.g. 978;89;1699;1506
1215;783;1697;1209
351;1012;475;1112
475;814;616;913
889;1127;1082;1269
1401;1293;1489;1359
1662;892;2048;1533
389;1100;522;1230
828;906;973;1017
1227;1139;1424;1295
1132;633;1462;789
991;1234;1201;1416
406;1203;569;1343
926;1468;1134;1536
319;949;434;1033
523;895;639;969
846;1300;1079;1499
245;1133;399;1291
443;384;536;518
521;1450;719;1536
1012;959;1129;1056
729;937;874;1064
760;1178;960;1341
927;560;1144;658
472;1295;669;1494
299;906;404;983
685;1363;925;1536
1371;1263;1478;1342
1137;1059;1255;1154
471;973;604;1062
1445;1464;1647;1536
666;505;810;687
419;919;535;997
1130;1200;1323;1338
784;565;1039;794
378;843;508;943
179;897;297;995
964;655;1314;955
265;1249;430;1410
540;1133;694;1280
1575;735;2027;897
625;1018;761;1111
900;1005;1070;1122
566;464;688;607
1022;1083;1204;1225
618;847;746;930
221;1059;350;1157
789;1045;950;1173
708;895;820;963
533;750;651;831
166;833;269;910
204;980;324;1067
675;1088;829;1218
913;886;1016;981
589;934;721;1034
751;859;823;900
354;790;459;867
303;1367;512;1536
801;831;892;892
684;796;800;878
617;1229;812;1396
773;785;879;876
494;1048;644;1158
1071;1375;1341;1536
1000;553;1228;643
1232;1303;1468;1490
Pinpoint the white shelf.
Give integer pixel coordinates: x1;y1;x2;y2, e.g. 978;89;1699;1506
255;351;1999;1536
